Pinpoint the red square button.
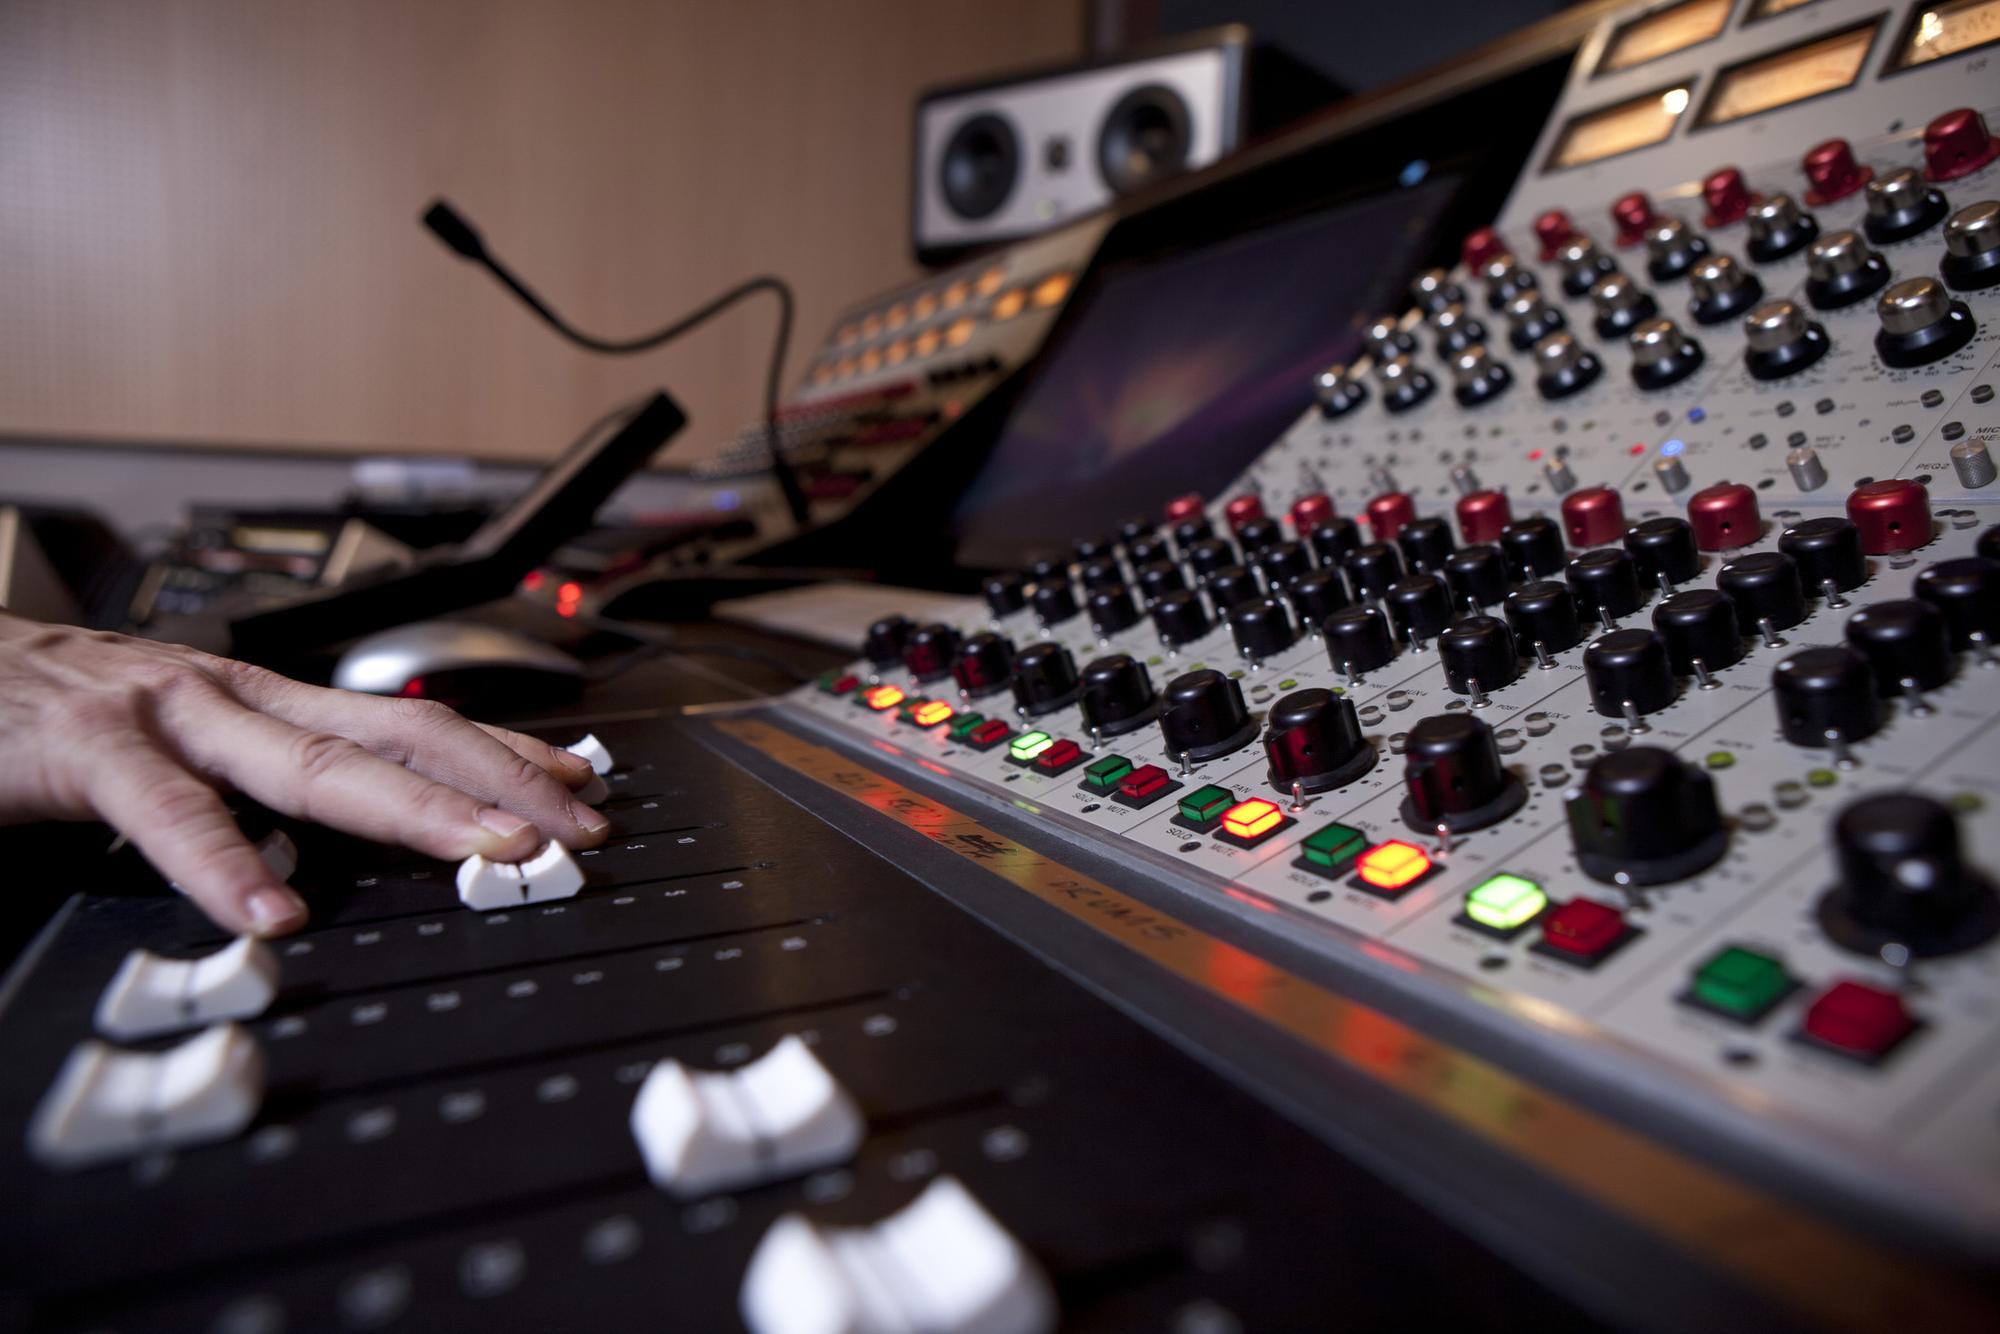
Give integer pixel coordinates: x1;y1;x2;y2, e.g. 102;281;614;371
1118;764;1171;800
1540;898;1627;960
1802;980;1916;1060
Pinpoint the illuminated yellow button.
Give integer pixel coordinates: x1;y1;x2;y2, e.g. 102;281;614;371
1220;798;1284;842
1465;873;1547;932
909;700;954;728
862;685;905;711
1356;840;1431;892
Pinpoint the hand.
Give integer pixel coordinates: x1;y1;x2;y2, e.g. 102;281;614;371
0;612;609;937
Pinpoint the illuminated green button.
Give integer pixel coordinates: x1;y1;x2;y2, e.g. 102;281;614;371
1705;751;1734;770
1009;731;1055;762
1690;946;1791;1021
1082;755;1133;792
1465;873;1547;932
1300;822;1366;869
1178;785;1233;824
1806;768;1837;788
947;712;987;738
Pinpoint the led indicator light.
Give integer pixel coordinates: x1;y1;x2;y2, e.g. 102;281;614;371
1527;447;1544;462
967;720;1012;747
1356;840;1431;892
1465;873;1547;932
1689;946;1791;1020
1220;799;1284;842
1539;898;1626;958
1034;738;1084;772
863;685;905;711
1629;442;1646;455
909;700;954;728
1688;406;1706;422
1082;756;1133;791
1118;765;1172;800
1300;822;1366;869
1660;437;1685;456
1801;980;1916;1059
1178;785;1234;825
1009;731;1055;762
947;712;987;738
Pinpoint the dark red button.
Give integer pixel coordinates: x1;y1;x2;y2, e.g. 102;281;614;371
1455;489;1512;545
1461;226;1508;272
1561;486;1625;547
1923;107;1999;183
1540;899;1627;959
1686;481;1761;552
1702;167;1756;227
1846;480;1932;555
1224;494;1266;534
1118;764;1172;800
1035;738;1085;773
1532;210;1575;261
829;674;859;695
1164;492;1206;524
1802;980;1916;1059
1290;493;1335;534
1366;492;1416;543
1802;138;1871;205
1611;192;1655;247
966;719;1013;749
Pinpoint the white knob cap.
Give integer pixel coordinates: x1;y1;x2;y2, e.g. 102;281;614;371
28;1023;264;1168
564;733;614;775
455;841;585;911
94;935;279;1041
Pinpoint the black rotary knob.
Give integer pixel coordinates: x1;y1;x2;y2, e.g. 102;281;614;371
1624;516;1700;588
1236;516;1283;555
1437;615;1519;694
1914;556;2000;649
1718;552;1808;632
1343;542;1405;599
902;623;960;681
1779;517;1868;595
1566;747;1728;887
1027;557;1068;587
1184;537;1237;579
1263;688;1375;794
1087;584;1141;636
1500;514;1566;581
1009;642;1081;717
1150;590;1212;647
1383;574;1454;644
1127;534;1169;569
1396;516;1457;573
1309;518;1361;567
864;614;914;666
983;572;1029;617
1324;605;1398;675
1031;581;1080;626
1844;599;1953;695
1078;557;1124;593
1505;580;1584;654
1583;628;1677;718
1982;524;2000;562
1072;534;1117;565
1230;597;1297;661
1172;515;1215;550
1402;714;1526;835
1255;541;1314;589
1287;570;1351;627
1077;654;1161;737
1772;646;1885;747
1117;516;1155;545
1136;560;1187;603
1159;669;1259;762
1443;544;1510;609
951;633;1015;698
1652;590;1744;674
1819;794;2000;958
1205;564;1262;615
1566;548;1645;622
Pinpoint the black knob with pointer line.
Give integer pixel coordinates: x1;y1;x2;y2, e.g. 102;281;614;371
951;633;1014;698
864;615;913;667
1844;599;1954;696
1583;628;1677;720
1264;689;1375;795
1444;544;1510;608
1402;714;1526;835
1779;517;1868;595
1010;642;1082;716
1323;605;1398;676
1077;654;1161;738
1150;590;1212;647
1087;585;1141;635
1772;646;1886;749
1032;582;1080;626
1159;670;1260;763
1566;747;1728;886
1437;616;1520;695
1819;794;2000;958
1652;590;1743;675
1624;516;1700;588
983;572;1028;617
1505;581;1584;656
1230;598;1298;661
1287;571;1351;627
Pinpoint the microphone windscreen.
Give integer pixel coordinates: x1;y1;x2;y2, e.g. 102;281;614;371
421;200;487;261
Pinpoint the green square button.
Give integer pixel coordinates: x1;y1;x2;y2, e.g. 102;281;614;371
1178;784;1233;824
1300;822;1366;869
947;712;987;738
1082;755;1133;792
1464;873;1547;932
1691;946;1792;1021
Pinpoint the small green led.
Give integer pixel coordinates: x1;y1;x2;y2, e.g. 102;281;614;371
1806;768;1837;788
1082;755;1133;792
1299;822;1366;869
1690;946;1791;1021
1705;751;1735;770
947;712;987;738
1278;678;1298;690
1178;785;1233;824
1952;791;1985;814
1465;873;1547;932
1009;731;1055;762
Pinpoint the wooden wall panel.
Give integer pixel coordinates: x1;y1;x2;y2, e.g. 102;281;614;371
0;0;1081;462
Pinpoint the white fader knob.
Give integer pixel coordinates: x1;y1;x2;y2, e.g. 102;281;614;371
741;1175;1056;1334
28;1023;264;1169
455;841;585;911
630;1034;863;1199
563;733;613;803
94;935;279;1041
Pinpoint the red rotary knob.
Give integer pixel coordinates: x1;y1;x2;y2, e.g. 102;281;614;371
1461;227;1509;273
1365;491;1417;543
1686;481;1761;551
1701;167;1756;228
1223;494;1266;534
1610;192;1655;247
1163;492;1206;524
1846;480;1933;555
1455;489;1513;545
1923;107;2000;183
1561;485;1625;547
1533;210;1576;261
1289;493;1335;534
1802;139;1871;205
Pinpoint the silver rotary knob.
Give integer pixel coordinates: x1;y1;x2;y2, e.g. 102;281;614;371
1786;446;1828;492
1803;229;1890;310
1875;275;1976;367
1449;343;1512;406
1863;166;1949;245
1742;298;1829;380
1745;192;1818;262
1366;315;1416;361
1589;271;1658;338
1532;330;1602;400
1555;237;1617;297
1432;301;1487;354
1481;252;1537;308
1451;464;1481;495
1643;215;1709;281
1653;455;1691;494
1628;316;1704;389
1503;290;1565;349
1374;352;1436;413
1314;362;1367;419
1941;200;2000;291
1686;254;1762;325
1411;267;1465;314
1950;438;1996;489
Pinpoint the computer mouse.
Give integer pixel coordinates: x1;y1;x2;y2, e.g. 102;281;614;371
332;620;585;708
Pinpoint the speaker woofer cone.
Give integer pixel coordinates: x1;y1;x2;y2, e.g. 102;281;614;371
1096;84;1192;196
939;112;1020;220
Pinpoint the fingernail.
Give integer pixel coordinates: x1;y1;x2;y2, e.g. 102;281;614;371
477;807;533;839
576;806;610;834
553;749;593;774
246;888;307;935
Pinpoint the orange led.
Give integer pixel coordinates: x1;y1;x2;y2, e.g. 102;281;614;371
886;338;910;365
913;292;938;320
943;280;969;308
910;700;954;727
976;266;1006;297
860;347;883;372
886;303;909;329
944;317;976;347
1356;840;1432;891
1220;798;1284;841
863;684;905;711
557;581;583;604
992;289;1026;321
1032;273;1071;307
913;328;941;357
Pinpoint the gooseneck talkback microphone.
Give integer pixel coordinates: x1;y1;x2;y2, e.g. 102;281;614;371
420;200;810;526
